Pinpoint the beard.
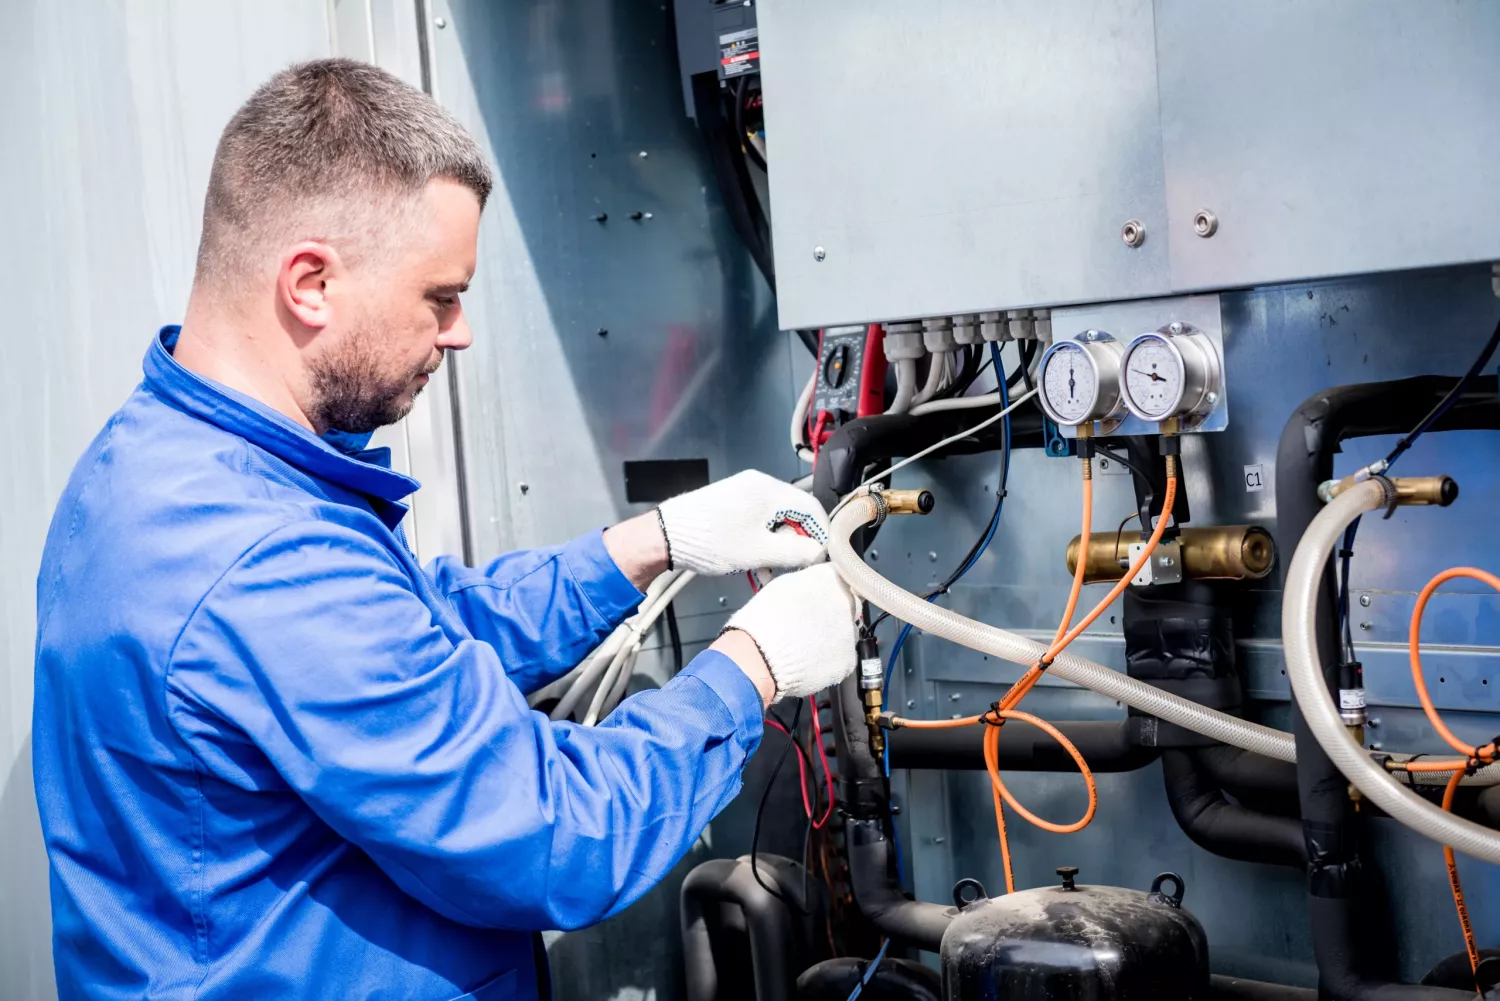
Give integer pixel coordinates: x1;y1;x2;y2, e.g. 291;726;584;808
307;327;441;435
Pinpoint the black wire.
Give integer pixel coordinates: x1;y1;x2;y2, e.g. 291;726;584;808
750;700;808;910
665;605;683;674
1337;313;1500;658
1008;339;1038;390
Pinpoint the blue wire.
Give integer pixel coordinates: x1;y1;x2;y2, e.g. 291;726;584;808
846;937;892;1001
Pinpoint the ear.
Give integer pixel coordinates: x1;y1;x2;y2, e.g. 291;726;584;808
277;241;343;330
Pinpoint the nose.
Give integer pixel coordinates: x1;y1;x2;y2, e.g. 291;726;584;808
437;307;473;352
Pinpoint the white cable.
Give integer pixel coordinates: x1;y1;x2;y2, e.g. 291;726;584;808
910;352;948;407
791;372;816;464
582;570;697;725
886;358;918;415
909;391;1004;416
1283;479;1500;862
827;495;1298;762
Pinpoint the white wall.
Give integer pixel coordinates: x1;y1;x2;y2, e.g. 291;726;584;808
0;4;331;997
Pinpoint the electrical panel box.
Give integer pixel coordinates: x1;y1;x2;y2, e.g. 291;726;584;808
756;0;1500;330
673;0;760;119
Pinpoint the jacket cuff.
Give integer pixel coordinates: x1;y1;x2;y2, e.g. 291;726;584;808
679;649;765;740
561;529;646;627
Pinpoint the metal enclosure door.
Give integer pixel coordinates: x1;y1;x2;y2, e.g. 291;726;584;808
756;0;1172;330
1157;0;1500;292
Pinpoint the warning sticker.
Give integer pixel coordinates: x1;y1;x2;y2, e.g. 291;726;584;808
719;27;760;77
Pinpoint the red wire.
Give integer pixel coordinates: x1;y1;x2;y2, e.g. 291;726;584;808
810;410;831;466
764;717;812;819
808;695;836;829
745;570;760;593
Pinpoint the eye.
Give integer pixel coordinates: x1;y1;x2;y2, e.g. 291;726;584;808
431;294;460;309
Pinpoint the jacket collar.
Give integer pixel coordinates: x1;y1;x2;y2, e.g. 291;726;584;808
144;327;420;509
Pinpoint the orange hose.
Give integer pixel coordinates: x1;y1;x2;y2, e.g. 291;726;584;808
1409;567;1499;992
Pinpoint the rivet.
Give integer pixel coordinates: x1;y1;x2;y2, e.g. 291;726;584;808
1359;621;1373;631
1205;391;1219;406
929;551;938;562
433;16;447;28
950;693;961;702
1359;594;1372;607
518;482;529;494
629;211;645;221
1169;321;1184;334
638;151;649;159
933;837;946;844
1193;210;1219;238
718;596;727;607
813;246;827;262
1121;219;1145;248
906;700;916;709
593;213;608;223
597;327;608;338
869;549;879;560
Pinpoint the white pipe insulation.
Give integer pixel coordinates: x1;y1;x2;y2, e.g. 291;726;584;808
1281;479;1500;863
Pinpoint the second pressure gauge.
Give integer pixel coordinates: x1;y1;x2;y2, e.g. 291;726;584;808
1119;326;1222;422
1037;332;1125;427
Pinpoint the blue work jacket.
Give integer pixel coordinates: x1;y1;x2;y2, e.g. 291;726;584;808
32;328;764;1001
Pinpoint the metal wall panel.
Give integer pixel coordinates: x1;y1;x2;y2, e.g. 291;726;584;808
1157;0;1500;292
878;267;1500;986
427;0;807;996
757;0;1172;331
0;5;330;999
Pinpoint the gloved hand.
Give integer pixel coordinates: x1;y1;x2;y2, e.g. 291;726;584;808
656;470;829;576
721;564;860;700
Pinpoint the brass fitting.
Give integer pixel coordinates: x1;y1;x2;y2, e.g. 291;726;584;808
1320;474;1458;507
877;488;936;516
1065;525;1275;583
863;687;886;757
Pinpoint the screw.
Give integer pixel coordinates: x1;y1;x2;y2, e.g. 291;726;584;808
1193;210;1219;238
1121;220;1145;247
929;551;938;562
593;212;608;223
813;246;827;262
434;16;447;28
1159;556;1175;567
1369;717;1381;729
1360;594;1372;607
718;596;727;607
906;700;916;709
1359;621;1372;631
518;482;529;494
950;693;961;702
869;549;879;560
597;327;608;338
629;211;644;221
1204;391;1219;406
1169;321;1184;334
1369;741;1383;751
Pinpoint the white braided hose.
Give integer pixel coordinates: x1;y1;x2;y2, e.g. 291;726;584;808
828;495;1297;763
1282;479;1500;863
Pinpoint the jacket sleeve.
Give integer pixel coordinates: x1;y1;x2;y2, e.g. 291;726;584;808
166;521;763;932
422;529;644;695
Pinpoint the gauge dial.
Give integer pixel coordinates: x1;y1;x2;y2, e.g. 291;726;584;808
1037;335;1124;427
1120;328;1219;422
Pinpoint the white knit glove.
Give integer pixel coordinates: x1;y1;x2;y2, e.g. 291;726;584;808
656;470;829;576
722;564;860;700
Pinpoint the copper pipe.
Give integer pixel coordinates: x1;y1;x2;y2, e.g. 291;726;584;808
1065;525;1276;583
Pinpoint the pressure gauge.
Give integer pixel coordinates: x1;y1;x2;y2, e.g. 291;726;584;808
1036;332;1125;427
1119;326;1222;423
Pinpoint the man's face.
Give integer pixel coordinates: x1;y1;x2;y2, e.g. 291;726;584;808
306;179;480;434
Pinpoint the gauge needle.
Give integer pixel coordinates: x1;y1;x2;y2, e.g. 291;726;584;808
1133;369;1166;383
1068;367;1076;398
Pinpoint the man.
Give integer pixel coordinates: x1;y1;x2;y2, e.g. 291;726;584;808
33;59;858;1000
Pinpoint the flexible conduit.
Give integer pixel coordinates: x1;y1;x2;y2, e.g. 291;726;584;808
1282;479;1500;864
828;495;1297;763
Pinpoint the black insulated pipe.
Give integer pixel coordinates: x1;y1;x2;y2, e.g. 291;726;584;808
1162;749;1307;867
680;855;814;1001
796;957;941;1000
1277;374;1499;1001
886;719;1160;772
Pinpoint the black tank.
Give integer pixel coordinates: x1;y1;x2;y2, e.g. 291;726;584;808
940;868;1209;1000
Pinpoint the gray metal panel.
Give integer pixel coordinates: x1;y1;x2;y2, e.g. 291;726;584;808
428;1;804;996
757;0;1172;331
0;4;330;999
1157;0;1500;291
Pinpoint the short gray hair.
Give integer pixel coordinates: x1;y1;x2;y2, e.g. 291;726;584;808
195;58;492;294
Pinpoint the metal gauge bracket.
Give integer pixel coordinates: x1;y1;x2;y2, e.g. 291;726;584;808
1050;295;1229;440
1042;416;1077;458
